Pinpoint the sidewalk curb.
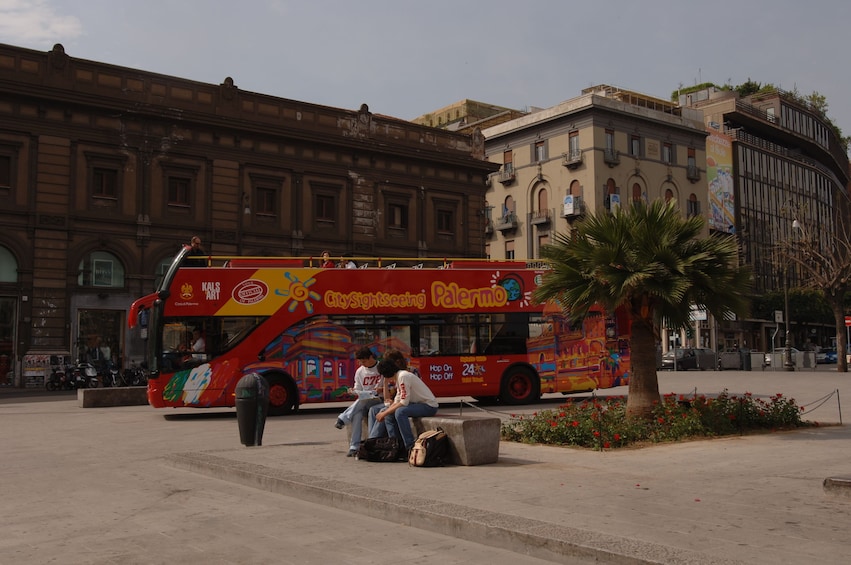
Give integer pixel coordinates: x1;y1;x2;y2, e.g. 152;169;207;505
165;451;743;565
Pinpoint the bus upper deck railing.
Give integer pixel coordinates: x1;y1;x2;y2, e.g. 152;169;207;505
184;255;551;270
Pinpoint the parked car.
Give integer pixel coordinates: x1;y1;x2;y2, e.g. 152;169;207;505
817;348;838;364
763;347;800;367
660;348;716;371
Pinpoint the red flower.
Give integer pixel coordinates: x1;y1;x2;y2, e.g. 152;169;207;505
613;433;621;441
571;420;579;427
593;430;600;437
603;441;611;449
657;417;665;424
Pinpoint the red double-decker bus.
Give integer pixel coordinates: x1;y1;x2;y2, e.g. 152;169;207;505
129;248;630;415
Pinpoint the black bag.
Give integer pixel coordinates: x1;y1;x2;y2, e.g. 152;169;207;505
408;427;448;467
355;436;405;462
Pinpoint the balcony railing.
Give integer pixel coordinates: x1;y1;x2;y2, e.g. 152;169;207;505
494;212;518;232
530;208;551;226
603;148;620;167
497;167;516;185
561;149;583;169
686;164;701;182
562;196;584;218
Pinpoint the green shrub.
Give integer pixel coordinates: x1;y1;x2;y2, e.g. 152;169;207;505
501;390;808;450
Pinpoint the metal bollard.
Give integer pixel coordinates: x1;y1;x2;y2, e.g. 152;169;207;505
235;373;269;446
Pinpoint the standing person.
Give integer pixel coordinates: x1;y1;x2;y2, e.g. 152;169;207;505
334;347;383;457
369;358;439;455
319;250;334;268
185;236;206;267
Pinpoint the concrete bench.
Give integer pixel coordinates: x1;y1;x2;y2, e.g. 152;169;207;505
78;387;148;408
412;415;501;466
346;414;501;466
823;476;851;500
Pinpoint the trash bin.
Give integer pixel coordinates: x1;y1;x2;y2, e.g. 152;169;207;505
235;373;269;446
740;348;752;371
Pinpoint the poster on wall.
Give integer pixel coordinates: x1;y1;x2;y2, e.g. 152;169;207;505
93;259;113;287
706;129;735;234
23;354;50;388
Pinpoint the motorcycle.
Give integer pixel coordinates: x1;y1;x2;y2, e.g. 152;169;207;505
123;361;147;387
46;365;74;391
72;362;100;388
101;363;122;387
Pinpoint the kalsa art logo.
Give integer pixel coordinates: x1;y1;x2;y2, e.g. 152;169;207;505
233;279;268;305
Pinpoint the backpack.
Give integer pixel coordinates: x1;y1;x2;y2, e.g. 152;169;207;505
355;436;405;462
408;428;449;467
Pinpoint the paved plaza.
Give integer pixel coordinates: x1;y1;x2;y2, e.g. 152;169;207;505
1;368;850;564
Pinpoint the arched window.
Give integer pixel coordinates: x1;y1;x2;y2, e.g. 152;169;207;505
77;251;125;288
0;245;17;282
605;178;620;212
632;183;643;204
537;188;548;212
503;195;515;218
569;179;581;196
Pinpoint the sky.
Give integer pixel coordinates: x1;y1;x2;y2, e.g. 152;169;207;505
2;0;850;138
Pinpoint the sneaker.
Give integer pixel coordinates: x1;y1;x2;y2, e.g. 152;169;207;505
347;449;357;457
334;418;345;429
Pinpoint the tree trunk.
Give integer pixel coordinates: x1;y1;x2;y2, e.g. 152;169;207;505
830;300;848;373
626;317;661;418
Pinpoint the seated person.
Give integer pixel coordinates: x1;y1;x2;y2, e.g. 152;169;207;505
367;358;439;454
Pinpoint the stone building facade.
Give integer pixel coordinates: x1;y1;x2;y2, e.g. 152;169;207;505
0;43;496;386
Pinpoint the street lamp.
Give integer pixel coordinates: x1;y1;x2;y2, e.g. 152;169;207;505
782;219;802;372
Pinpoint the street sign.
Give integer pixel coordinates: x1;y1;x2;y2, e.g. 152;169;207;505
775;310;784;324
845;315;851;327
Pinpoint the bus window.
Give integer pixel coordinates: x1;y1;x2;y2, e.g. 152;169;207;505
482;313;531;355
161;316;267;371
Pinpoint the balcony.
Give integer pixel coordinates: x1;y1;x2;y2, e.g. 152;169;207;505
603;148;620;167
530;208;551;226
686;164;701;182
484;220;494;234
497;167;516;185
561;149;583;169
562;196;584;218
494;212;518;232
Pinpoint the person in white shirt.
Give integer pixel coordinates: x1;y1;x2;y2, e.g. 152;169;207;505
335;347;383;456
191;328;205;360
369;358;438;453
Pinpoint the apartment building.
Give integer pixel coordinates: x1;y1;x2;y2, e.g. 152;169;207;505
0;43;496;387
481;85;708;262
686;86;850;351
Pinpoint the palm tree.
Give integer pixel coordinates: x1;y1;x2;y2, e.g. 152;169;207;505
534;200;752;418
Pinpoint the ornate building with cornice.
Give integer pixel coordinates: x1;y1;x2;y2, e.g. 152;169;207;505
0;43;496;386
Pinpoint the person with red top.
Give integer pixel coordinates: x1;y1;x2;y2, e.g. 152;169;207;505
319;250;334;268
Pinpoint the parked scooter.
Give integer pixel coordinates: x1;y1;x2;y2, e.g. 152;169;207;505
72;362;100;388
122;361;147;387
101;362;122;387
46;365;74;391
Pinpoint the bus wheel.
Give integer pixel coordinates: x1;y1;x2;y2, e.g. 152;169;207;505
499;367;539;405
266;375;298;416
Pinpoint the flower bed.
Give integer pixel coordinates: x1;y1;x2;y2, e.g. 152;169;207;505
500;390;809;450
